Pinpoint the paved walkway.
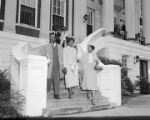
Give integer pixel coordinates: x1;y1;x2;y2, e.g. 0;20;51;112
56;94;150;117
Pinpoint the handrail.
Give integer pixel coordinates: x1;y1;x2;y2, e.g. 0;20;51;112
78;28;107;53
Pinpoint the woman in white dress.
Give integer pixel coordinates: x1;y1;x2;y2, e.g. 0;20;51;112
80;45;103;104
63;37;79;98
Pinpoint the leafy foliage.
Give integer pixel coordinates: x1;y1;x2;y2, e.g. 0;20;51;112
52;25;68;32
135;77;150;94
98;56;122;66
0;69;25;118
121;77;134;95
0;69;10;92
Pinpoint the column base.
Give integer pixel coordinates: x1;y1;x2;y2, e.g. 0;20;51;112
40;32;49;40
3;25;16;33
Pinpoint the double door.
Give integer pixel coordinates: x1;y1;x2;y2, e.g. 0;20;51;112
140;60;148;80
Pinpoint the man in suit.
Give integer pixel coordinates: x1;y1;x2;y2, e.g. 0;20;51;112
16;36;62;99
47;32;63;99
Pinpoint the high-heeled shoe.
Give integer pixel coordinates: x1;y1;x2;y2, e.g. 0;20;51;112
68;88;73;99
68;94;73;99
90;91;95;105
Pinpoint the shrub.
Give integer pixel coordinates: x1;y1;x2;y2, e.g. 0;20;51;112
121;77;134;95
98;56;122;66
139;77;150;94
121;65;134;96
0;69;10;92
0;69;25;118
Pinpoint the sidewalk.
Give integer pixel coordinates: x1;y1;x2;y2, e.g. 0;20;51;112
56;94;150;117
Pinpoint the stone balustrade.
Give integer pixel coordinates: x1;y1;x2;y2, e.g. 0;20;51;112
97;65;121;106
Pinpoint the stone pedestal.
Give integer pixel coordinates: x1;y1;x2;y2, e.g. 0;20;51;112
99;65;121;106
19;55;48;116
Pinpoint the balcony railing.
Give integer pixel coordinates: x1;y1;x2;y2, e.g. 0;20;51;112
114;24;127;40
135;33;145;45
114;30;127;40
114;26;146;46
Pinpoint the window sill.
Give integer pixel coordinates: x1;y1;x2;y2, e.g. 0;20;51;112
16;23;40;31
0;19;4;22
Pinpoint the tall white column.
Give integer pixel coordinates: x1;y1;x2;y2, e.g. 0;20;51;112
125;0;136;39
74;0;87;43
68;0;73;35
148;61;150;83
103;0;114;32
40;0;50;40
142;0;150;43
3;0;17;33
134;0;141;34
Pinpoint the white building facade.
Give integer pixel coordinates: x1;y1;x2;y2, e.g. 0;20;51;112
0;0;150;84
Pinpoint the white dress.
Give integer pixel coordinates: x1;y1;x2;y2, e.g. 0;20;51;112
80;53;98;90
63;46;79;88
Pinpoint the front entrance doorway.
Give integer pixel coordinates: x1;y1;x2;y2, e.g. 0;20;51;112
140;60;148;79
139;60;149;94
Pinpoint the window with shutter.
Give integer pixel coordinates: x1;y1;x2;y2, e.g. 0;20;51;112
50;0;66;31
122;55;128;77
87;8;95;36
17;0;40;28
122;55;128;67
0;0;5;20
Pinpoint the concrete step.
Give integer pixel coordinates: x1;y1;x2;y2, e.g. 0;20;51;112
48;91;86;99
43;103;111;117
50;81;66;89
49;86;83;94
47;97;109;108
50;80;81;88
48;90;102;99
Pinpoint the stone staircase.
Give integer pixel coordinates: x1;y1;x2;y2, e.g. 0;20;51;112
43;80;115;117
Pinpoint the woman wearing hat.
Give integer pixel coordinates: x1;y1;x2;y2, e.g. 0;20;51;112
80;44;103;105
63;37;79;98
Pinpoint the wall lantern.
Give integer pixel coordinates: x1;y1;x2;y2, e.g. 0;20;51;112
134;55;140;64
83;14;88;23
